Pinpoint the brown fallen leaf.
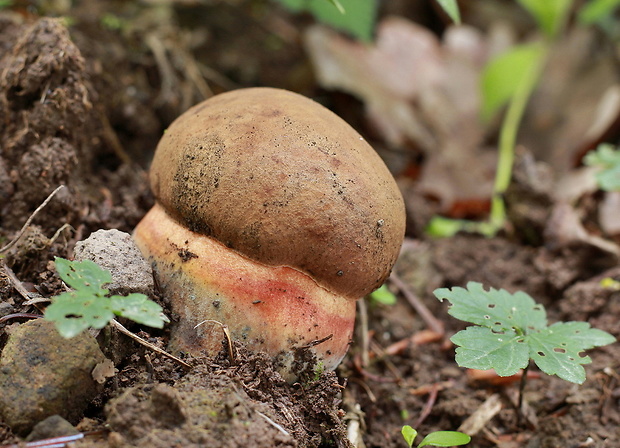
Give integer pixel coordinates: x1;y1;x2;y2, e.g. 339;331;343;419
92;358;117;385
304;17;499;210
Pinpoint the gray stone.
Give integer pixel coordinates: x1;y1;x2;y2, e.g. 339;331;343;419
25;415;79;442
73;229;154;296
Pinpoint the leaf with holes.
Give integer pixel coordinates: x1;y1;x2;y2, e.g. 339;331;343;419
46;257;168;338
434;282;616;384
110;294;169;328
528;322;616;384
434;282;547;334
450;326;529;377
54;257;112;295
45;288;116;338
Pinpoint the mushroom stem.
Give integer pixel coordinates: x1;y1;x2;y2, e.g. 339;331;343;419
134;204;356;377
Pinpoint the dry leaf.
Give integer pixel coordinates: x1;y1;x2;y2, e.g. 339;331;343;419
304;17;499;209
92;358;117;384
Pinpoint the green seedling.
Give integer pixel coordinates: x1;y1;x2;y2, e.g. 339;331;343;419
275;0;377;42
275;0;457;44
435;282;615;412
368;284;398;306
600;277;620;290
401;425;470;448
435;0;460;24
584;143;620;191
427;0;620;237
45;257;168;338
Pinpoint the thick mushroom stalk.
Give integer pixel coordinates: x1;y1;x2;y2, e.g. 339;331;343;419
133;87;406;378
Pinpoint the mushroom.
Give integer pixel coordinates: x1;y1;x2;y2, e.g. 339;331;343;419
133;87;406;378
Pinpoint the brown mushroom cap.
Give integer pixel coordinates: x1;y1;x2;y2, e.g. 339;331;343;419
150;87;405;299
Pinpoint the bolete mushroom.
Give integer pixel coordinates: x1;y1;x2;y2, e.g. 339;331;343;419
133;87;405;378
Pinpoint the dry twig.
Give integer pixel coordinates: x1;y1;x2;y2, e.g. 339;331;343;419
389;273;444;335
195;319;236;363
111;319;191;369
0;185;65;254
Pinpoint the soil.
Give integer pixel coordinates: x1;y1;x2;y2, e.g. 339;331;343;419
0;2;619;448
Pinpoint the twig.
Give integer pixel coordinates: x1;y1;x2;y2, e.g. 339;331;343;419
299;333;333;349
0;313;42;324
195;319;236;363
413;383;438;428
458;393;502;436
256;411;290;437
110;319;191;369
383;330;443;356
0;429;108;448
389;273;444;335
1;261;45;304
357;299;370;368
0;185;65;254
349;377;376;403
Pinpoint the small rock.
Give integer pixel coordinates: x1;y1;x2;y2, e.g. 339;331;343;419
0;319;105;435
25;415;79;442
73;229;154;296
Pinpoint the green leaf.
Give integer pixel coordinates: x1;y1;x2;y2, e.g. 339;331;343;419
578;0;620;25
111;294;168;328
529;322;616;384
435;0;461;24
368;284;397;305
54;257;111;294
451;326;530;376
401;425;417;448
419;431;471;447
434;282;547;333
275;0;378;41
425;216;498;238
436;282;616;383
47;258;168;338
583;144;620;191
45;290;115;338
481;43;544;122
517;0;573;37
326;0;345;14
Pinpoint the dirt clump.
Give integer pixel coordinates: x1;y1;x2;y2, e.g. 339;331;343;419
0;319;105;435
104;348;350;448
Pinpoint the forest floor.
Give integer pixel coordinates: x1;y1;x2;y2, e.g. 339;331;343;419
0;1;619;447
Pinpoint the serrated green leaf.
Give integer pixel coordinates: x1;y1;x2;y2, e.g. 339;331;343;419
276;0;378;41
55;257;111;294
435;0;461;24
584;144;620;166
528;322;616;383
419;431;471;447
517;0;572;37
401;425;417;448
481;43;544;122
584;144;620;191
434;282;547;334
45;290;115;338
451;326;530;376
48;258;168;338
439;283;616;383
111;294;168;328
596;165;620;191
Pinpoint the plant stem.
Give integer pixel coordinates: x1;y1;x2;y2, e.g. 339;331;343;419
489;44;548;230
517;363;530;425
